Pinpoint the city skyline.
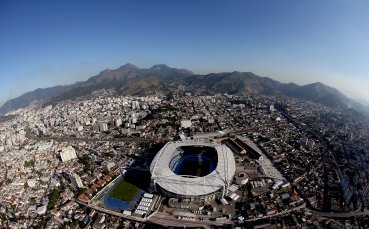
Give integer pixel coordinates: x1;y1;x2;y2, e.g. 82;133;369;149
1;0;369;105
2;1;369;226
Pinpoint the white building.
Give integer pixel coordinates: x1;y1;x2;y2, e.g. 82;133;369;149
60;146;77;162
27;179;37;188
114;118;122;127
36;205;47;215
99;122;108;132
70;172;84;188
104;161;116;171
76;125;83;131
269;104;276;112
180;120;192;128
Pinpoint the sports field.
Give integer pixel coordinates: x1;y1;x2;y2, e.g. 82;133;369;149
109;178;138;201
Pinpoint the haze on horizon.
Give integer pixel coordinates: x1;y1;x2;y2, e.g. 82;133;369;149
1;0;369;106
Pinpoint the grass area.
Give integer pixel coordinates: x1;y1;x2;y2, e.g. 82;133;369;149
109;178;139;202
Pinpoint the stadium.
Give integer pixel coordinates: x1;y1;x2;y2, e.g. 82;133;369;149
150;139;236;199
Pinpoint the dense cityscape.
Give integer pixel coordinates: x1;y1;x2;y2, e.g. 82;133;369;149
0;90;368;228
2;0;369;228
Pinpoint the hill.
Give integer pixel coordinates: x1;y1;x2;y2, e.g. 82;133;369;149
0;64;367;116
0;85;76;115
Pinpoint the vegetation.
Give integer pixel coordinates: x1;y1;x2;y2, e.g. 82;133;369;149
36;218;47;229
78;154;91;173
29;197;36;205
78;154;90;164
230;99;247;105
142;112;154;120
47;188;61;210
24;160;34;167
138;142;152;149
156;116;178;128
159;104;177;111
114;133;124;138
76;188;86;196
109;178;138;202
68;219;80;229
102;152;113;158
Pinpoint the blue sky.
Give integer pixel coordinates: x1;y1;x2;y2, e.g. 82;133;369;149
1;0;369;105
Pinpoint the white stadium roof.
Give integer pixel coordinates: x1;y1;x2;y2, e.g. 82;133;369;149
150;140;236;197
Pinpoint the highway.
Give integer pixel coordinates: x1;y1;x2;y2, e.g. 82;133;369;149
76;198;369;228
147;211;230;227
77;199;231;227
26;129;161;143
305;208;369;218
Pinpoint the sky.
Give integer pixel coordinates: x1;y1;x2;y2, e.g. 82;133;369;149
1;0;369;106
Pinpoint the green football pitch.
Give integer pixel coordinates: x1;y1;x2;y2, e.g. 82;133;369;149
109;178;139;202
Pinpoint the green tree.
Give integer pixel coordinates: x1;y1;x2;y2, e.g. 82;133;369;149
47;188;61;210
29;197;36;205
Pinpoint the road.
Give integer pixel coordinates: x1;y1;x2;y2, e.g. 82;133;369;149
26;129;162;143
77;198;369;228
147;211;229;227
77;199;231;227
305;208;369;218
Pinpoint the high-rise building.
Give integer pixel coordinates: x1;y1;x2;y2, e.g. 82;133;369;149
70;172;84;188
99;122;108;132
361;184;369;206
92;123;99;132
114;118;122;127
341;175;353;204
299;137;309;148
269;104;276;112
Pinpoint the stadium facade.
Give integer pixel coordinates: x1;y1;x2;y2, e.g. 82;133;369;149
150;139;236;200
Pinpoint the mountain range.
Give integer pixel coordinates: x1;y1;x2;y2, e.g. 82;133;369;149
1;63;368;116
